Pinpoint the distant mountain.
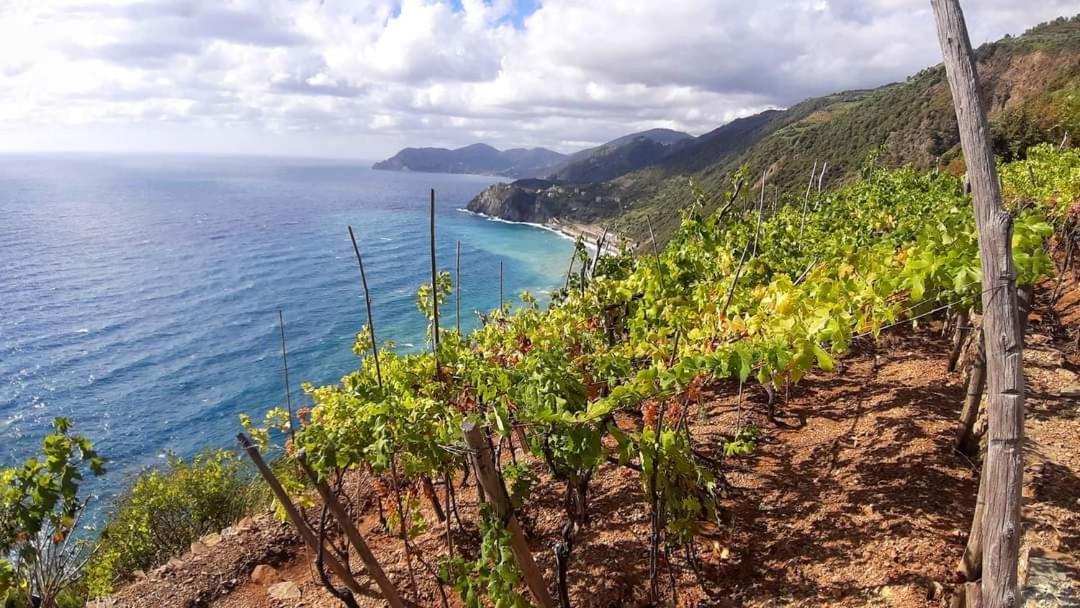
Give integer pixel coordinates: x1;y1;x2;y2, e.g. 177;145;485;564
470;16;1080;247
546;128;693;183
372;143;566;178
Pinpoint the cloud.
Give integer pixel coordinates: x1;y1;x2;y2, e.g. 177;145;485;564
0;0;1077;158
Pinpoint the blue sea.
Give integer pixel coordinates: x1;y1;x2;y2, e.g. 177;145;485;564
0;154;575;513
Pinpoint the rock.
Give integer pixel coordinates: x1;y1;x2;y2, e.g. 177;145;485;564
1057;385;1080;398
133;569;147;581
267;581;302;602
251;564;281;585
202;532;223;547
928;581;944;601
190;541;211;556
155;557;186;576
1022;547;1080;607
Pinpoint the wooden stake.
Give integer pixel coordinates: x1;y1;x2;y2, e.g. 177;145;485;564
591;228;609;276
348;226;382;387
948;310;971;373
933;3;1026;606
800;161;818;238
646;216;665;292
456;240;462;334
277;311;296;443
462;422;554;608
430;189;440;356
959;456;987;581
237;434;363;596
722;170;767;319
956;330;986;455
716;177;744;223
297;455;407;608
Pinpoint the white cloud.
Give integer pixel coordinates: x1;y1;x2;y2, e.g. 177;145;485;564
0;0;1076;158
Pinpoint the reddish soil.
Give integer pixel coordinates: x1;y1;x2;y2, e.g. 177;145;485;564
105;281;1080;608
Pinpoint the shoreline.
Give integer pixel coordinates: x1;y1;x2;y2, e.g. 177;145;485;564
457;208;622;254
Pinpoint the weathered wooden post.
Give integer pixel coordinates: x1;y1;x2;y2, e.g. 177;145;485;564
932;2;1026;607
296;455;407;608
236;434;364;597
462;422;554;608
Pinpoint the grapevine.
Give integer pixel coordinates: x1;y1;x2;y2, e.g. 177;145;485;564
247;147;1076;606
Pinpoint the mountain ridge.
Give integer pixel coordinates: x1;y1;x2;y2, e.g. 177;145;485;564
468;15;1080;246
372;143;566;178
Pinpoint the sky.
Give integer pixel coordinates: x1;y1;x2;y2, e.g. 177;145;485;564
1;0;1078;160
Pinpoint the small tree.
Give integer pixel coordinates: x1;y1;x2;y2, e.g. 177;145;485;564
1;418;105;608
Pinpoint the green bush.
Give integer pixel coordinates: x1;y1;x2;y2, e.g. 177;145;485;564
1;418;104;608
84;450;266;597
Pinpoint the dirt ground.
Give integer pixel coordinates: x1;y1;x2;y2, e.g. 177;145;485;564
105;279;1080;608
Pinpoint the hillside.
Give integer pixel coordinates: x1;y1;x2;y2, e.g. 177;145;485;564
545;128;693;183
372;143;566;178
471;16;1080;246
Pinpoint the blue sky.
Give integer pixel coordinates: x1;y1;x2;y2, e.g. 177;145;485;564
0;0;1076;159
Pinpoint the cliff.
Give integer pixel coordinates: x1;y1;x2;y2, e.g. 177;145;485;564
465;179;624;225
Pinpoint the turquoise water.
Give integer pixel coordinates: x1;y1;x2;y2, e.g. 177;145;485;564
0;154;574;507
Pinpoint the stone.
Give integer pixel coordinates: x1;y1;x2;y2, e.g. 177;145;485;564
202;532;223;547
1022;547;1080;607
267;581;302;602
251;564;281;585
189;541;211;556
1057;385;1080;398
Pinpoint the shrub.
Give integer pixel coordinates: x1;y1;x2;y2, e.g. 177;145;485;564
1;418;105;608
84;450;266;597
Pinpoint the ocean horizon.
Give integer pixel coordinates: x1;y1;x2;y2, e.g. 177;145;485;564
0;153;576;516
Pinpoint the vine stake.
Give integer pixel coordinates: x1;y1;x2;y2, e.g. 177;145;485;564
297;455;407;608
462;422;555;608
237;434;363;597
277;311;296;443
348;225;383;387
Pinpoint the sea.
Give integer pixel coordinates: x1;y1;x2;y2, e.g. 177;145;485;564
0;154;575;517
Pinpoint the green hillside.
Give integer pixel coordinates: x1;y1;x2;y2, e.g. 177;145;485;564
596;15;1080;245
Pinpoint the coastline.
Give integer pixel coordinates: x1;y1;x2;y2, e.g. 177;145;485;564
457;208;623;254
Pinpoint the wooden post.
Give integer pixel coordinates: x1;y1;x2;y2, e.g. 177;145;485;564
959;457;988;581
430;189;440;354
297;456;407;608
932;3;1026;607
591;227;609;277
646;216;665;292
956;329;986;454
456;240;462;334
236;434;364;596
799;161;818;238
348;225;383;387
277;311;296;443
948;310;971;372
462;422;554;608
721;170;767;319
